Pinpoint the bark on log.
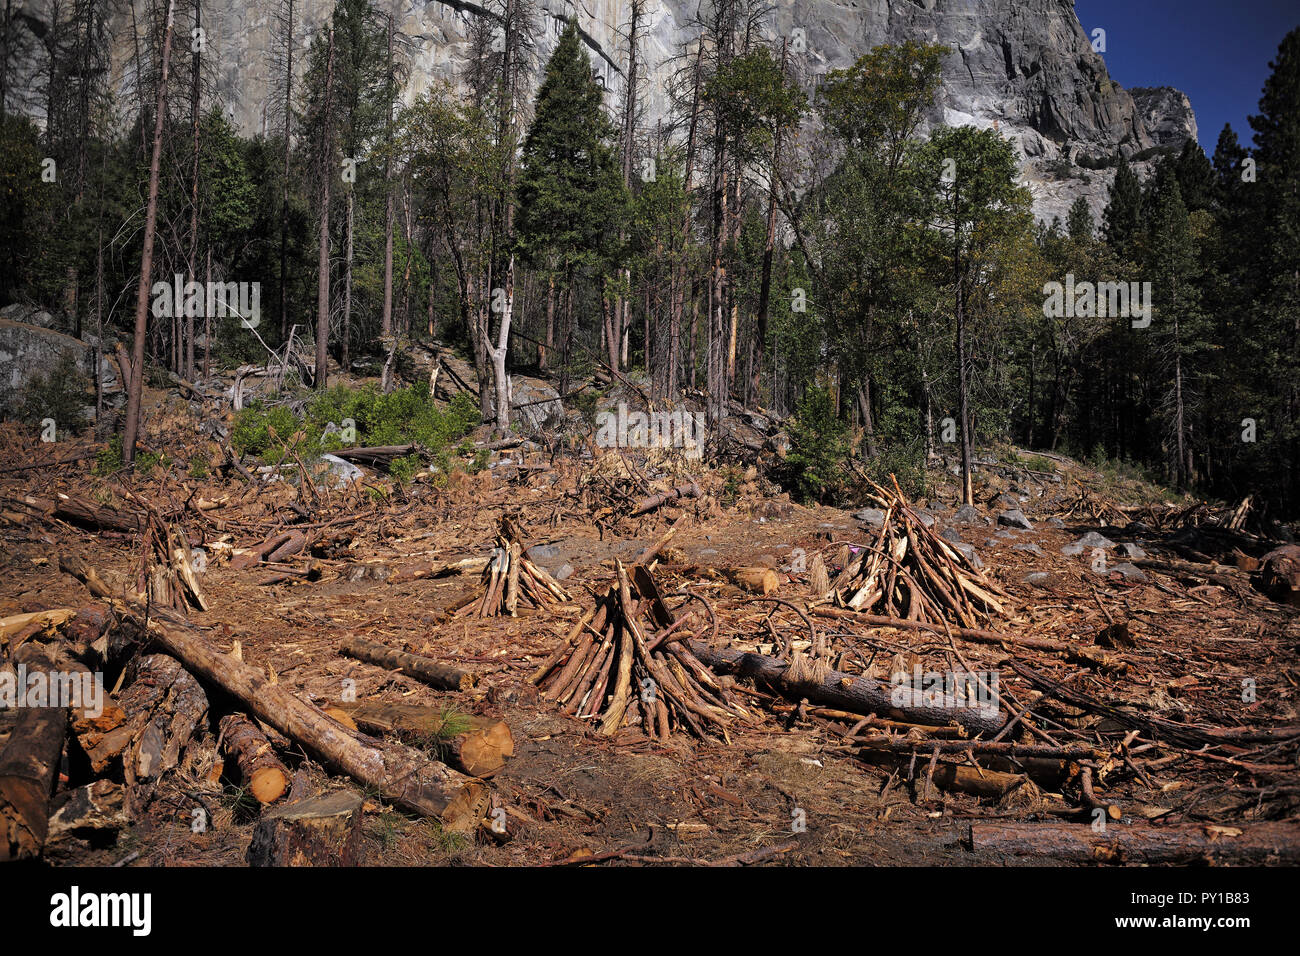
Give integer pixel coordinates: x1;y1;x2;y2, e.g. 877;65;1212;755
688;640;1004;735
52;494;146;533
332;701;515;778
969;821;1300;865
219;713;291;804
246;791;365;866
631;481;701;516
0;645;68;860
47;780;129;844
339;636;474;691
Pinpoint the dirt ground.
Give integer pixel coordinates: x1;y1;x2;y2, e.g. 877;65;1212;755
3;401;1298;867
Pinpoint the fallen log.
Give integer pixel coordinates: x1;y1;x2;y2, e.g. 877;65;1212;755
60;554;488;830
631;481;701;517
0;644;68;860
809;607;1105;665
332;701;514;778
219;713;291;804
339;636;474;691
969;821;1300;865
47;780;129;845
688;640;1004;735
52;493;146;533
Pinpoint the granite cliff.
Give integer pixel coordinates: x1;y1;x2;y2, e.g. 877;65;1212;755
8;0;1198;223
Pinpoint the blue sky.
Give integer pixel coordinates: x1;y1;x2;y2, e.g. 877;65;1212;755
1073;0;1299;152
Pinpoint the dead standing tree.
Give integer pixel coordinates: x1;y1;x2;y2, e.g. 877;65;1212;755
122;0;177;467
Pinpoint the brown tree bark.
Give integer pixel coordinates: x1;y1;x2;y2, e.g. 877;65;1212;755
122;0;177;466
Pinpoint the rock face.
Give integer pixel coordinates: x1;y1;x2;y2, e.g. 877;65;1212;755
1129;86;1198;149
9;0;1195;222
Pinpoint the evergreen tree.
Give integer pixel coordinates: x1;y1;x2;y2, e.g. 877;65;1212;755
1102;154;1142;257
1066;196;1094;241
516;19;626;387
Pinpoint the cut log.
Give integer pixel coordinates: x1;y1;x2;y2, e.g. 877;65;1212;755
689;640;1004;735
0;644;68;860
726;567;780;595
631;481;701;516
52;493;146;533
969;821;1300;865
332;701;515;778
339;636;474;691
246;791;365;866
219;713;291;804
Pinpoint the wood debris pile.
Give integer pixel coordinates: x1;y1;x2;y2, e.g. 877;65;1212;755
531;562;754;740
824;482;1008;627
454;519;571;617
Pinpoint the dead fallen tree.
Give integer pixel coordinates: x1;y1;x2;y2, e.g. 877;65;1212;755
60;554;489;831
969;821;1300;865
631;480;701;517
339;635;474;692
688;640;1005;736
534;562;755;740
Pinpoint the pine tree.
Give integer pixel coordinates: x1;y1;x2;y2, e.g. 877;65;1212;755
1102;154;1142;257
516;18;626;390
1245;27;1300;510
1066;196;1094;241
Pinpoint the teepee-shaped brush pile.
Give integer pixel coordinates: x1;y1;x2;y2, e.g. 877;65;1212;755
457;518;570;618
530;562;753;740
826;479;1008;628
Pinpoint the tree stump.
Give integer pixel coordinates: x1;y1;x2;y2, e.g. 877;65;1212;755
247;791;365;867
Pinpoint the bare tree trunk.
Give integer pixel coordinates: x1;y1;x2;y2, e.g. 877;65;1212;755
342;189;353;373
279;0;294;341
122;0;177;467
491;257;515;432
381;14;394;338
541;273;554;370
185;0;202;381
314;26;335;392
955;189;974;506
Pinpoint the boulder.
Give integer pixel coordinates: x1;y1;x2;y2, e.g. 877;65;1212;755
0;318;96;419
998;510;1034;531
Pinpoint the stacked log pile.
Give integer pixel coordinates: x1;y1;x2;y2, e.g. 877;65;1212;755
532;562;755;740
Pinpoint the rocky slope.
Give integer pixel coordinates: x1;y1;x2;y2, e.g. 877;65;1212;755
11;0;1198;223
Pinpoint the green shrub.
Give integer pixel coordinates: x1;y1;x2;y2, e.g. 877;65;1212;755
93;435;124;476
863;438;930;500
231;384;481;469
784;386;850;504
230;402;298;457
18;354;88;434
